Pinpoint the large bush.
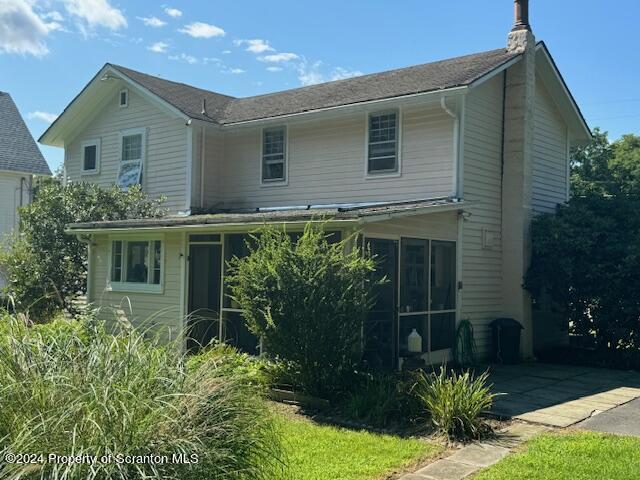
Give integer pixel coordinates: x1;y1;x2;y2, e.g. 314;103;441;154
0;181;166;321
0;312;281;480
526;195;640;365
227;223;377;397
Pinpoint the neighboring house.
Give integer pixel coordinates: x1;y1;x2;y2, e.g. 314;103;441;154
0;92;52;288
40;1;590;367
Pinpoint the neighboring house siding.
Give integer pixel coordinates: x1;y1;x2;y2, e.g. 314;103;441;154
216;103;454;209
532;77;569;213
65;89;188;213
461;75;505;358
89;232;184;340
0;172;28;240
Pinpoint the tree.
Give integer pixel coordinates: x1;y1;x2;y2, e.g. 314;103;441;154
227;223;377;397
0;181;166;321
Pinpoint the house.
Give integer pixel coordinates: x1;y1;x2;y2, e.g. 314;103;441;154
0;92;51;288
39;0;590;367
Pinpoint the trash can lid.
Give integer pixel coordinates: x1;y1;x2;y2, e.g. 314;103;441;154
489;317;524;329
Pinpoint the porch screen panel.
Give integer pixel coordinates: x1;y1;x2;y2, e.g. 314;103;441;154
400;238;428;313
430;241;456;311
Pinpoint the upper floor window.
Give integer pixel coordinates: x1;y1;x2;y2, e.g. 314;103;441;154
81;138;100;174
261;126;286;183
110;239;162;293
117;128;145;189
119;89;129;108
367;110;399;174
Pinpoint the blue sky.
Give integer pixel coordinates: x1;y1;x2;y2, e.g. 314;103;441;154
1;0;638;172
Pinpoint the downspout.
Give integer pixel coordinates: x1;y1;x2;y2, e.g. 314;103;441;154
200;125;206;209
440;97;460;198
76;234;95;304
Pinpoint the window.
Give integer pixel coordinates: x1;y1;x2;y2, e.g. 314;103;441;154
110;239;162;292
81;138;100;174
261;126;286;183
119;89;128;108
116;129;145;189
367;110;399;174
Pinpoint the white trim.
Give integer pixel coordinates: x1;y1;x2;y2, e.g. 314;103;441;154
457;95;466;198
259;124;288;186
116;127;147;189
119;88;129;108
364;108;402;179
440;98;458;197
185;125;193;212
200;125;206;209
80;137;101;175
106;235;165;294
468;55;522;90
565;124;571;201
179;231;187;345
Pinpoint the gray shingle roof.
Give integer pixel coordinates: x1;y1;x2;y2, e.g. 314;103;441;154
67;197;463;231
110;47;518;125
0;92;51;175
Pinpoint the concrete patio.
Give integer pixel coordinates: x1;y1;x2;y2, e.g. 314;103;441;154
487;362;640;427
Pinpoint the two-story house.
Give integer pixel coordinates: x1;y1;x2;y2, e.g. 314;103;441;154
40;1;590;367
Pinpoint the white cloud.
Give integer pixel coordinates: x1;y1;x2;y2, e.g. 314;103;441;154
266;66;282;72
148;41;168;53
178;22;224;38
169;52;197;64
163;7;182;18
225;67;245;74
259;52;298;63
62;0;126;31
222;49;231;54
202;57;220;65
28;110;58;123
0;0;57;56
330;67;363;81
138;16;166;27
42;11;64;22
234;38;273;54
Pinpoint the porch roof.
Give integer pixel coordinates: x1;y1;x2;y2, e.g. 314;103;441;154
66;197;463;234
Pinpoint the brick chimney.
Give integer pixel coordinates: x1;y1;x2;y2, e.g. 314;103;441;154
501;0;537;358
507;0;535;52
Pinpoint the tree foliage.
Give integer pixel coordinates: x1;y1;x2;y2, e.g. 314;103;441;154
227;223;377;397
0;181;166;321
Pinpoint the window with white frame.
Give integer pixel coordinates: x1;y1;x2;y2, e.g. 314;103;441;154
81;138;100;174
119;89;128;108
111;239;162;290
367;110;399;174
261;126;286;182
116;129;145;189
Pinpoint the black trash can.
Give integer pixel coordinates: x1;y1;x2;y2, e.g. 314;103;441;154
489;318;523;364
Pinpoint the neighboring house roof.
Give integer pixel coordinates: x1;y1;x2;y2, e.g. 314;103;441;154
0;92;51;176
66;197;464;232
110;48;518;125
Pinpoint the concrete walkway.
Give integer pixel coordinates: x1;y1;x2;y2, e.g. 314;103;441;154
579;397;640;436
400;423;547;480
488;363;640;427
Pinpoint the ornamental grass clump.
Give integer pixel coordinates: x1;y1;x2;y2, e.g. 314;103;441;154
413;367;495;441
0;312;282;480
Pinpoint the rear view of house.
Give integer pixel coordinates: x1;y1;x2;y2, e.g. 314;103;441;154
0;92;51;287
40;1;590;367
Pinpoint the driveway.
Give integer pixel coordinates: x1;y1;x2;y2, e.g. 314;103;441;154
486;362;640;427
578;397;640;436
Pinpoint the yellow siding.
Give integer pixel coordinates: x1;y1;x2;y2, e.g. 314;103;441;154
461;75;505;357
65;89;188;213
532;78;569;213
89;232;185;340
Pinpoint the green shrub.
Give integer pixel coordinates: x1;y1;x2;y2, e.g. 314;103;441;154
340;371;423;427
0;181;166;321
0;313;281;480
412;367;495;440
227;223;377;397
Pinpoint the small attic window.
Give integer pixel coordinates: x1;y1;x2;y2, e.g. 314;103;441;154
119;89;128;108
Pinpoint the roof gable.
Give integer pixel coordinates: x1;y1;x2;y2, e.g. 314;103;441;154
0;92;50;176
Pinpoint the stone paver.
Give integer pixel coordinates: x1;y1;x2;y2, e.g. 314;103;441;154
399;423;547;480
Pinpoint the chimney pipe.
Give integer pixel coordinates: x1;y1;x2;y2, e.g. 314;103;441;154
512;0;531;32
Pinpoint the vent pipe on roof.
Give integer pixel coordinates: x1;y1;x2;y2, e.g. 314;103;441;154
511;0;531;32
201;98;207;116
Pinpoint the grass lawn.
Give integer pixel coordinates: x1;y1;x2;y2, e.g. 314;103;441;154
473;431;640;480
275;413;442;480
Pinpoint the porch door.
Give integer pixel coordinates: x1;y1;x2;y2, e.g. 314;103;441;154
363;238;398;370
187;241;222;352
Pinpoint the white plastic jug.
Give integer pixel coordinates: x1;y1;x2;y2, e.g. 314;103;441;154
408;328;422;353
